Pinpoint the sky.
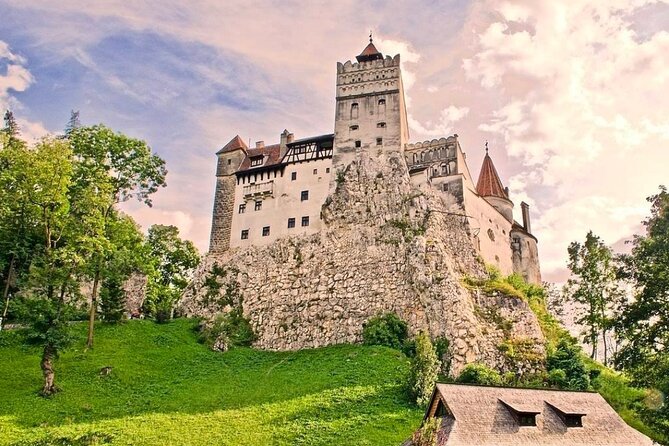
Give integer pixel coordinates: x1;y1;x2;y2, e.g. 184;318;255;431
1;0;668;282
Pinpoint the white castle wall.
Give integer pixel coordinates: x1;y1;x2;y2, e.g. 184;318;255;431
230;157;333;248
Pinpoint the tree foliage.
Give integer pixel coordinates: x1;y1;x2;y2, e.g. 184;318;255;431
456;363;502;386
546;338;590;390
615;186;669;435
408;331;441;407
565;231;622;363
144;224;200;322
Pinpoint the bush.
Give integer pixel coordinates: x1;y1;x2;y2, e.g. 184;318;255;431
433;336;451;376
547;338;590;390
199;308;256;351
456;363;502;386
408;331;441;407
411;417;440;446
362;313;408;350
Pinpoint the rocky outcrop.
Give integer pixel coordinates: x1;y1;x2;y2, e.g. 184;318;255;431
180;151;545;376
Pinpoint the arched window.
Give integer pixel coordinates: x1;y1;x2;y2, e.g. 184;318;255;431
351;103;359;119
378;98;386;114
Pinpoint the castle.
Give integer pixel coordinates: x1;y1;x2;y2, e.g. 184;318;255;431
208;37;541;284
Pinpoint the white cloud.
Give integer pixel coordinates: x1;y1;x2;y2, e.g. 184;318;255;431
463;0;669;279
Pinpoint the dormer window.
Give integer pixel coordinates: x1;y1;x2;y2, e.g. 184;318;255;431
250;156;263;167
499;400;539;427
546;402;585;428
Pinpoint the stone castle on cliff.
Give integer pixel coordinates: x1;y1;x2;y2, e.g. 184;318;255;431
208;37;541;284
183;38;547;375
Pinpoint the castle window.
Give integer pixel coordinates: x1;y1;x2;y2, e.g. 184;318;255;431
443;183;449;192
376;138;383;146
487;228;495;241
378;98;386;114
301;216;310;227
228;159;231;165
301;190;309;201
262;226;270;237
355;140;361;148
241;230;249;240
238;203;246;214
326;167;330;173
377;122;386;128
255;200;262;211
288;218;295;229
350;125;359;131
250;156;263;167
351;103;359;119
442;164;449;175
313;168;318;175
291;172;297;181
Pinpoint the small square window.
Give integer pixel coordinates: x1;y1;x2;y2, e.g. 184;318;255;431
241;229;249;240
326;167;330;173
376;138;383;146
301;190;309;201
313;168;318;175
255;200;262;211
301;216;310;227
291;172;297;181
262;226;270;237
288;218;295;228
355;140;361;148
239;203;246;214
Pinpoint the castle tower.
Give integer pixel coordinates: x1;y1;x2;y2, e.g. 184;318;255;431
209;135;248;252
476;145;514;223
331;35;410;176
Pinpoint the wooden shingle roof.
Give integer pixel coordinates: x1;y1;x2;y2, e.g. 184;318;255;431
426;383;654;446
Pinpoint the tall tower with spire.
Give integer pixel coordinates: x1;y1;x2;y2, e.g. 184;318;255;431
331;35;410;174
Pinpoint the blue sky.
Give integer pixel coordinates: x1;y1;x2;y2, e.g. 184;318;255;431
1;0;668;281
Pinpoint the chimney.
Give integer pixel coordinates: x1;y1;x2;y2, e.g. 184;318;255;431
255;141;264;149
280;130;293;158
287;132;294;143
521;201;531;234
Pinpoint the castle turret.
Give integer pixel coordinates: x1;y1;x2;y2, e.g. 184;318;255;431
476;145;514;223
331;34;409;180
209;135;248;252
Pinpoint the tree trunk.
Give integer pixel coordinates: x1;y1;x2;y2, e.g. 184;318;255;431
590;330;598;360
0;254;16;330
41;344;57;396
602;328;609;366
86;269;101;349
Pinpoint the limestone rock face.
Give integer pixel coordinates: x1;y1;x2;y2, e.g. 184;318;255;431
180;151;545;375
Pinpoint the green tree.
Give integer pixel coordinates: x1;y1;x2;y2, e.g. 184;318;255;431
456;363;502;386
362;312;409;350
145;224;199;322
546;339;590;390
565;231;622;363
67;124;167;347
616;186;669;423
408;331;440;407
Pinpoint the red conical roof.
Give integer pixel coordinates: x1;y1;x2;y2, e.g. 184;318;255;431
476;152;508;199
217;135;248;154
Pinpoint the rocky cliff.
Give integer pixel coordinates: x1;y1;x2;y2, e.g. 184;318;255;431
180;151;545;375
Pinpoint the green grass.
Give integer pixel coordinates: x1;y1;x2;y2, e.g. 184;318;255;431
0;320;422;445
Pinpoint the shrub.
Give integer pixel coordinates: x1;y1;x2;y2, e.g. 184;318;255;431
433;336;451;376
362;313;408;350
546;338;590;390
548;368;568;388
408;331;441;407
199;308;256;351
411;417;440;446
456;363;502;386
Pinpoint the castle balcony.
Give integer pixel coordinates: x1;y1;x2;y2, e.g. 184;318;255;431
243;180;274;198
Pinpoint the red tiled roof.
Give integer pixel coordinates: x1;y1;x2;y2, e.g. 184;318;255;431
356;42;383;62
237;144;282;172
476;153;508;199
217;135;248;155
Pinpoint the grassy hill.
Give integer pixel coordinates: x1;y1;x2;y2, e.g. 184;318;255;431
0;320;422;446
